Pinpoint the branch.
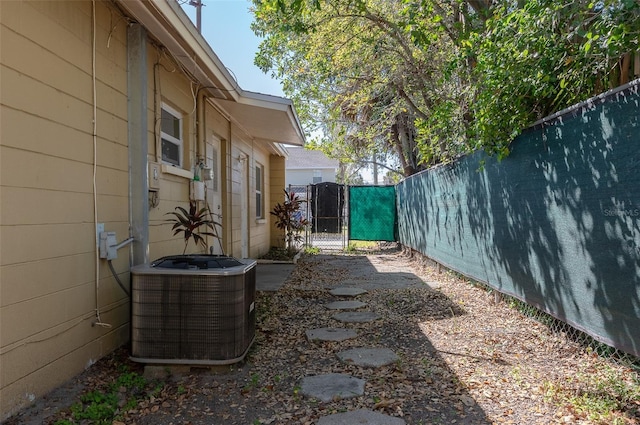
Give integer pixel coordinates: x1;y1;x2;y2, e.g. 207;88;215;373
358;159;404;175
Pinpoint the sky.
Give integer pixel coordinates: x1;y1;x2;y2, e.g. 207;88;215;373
180;0;377;183
180;0;285;97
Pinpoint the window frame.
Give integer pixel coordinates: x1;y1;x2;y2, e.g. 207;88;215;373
255;162;264;219
313;169;322;184
160;103;183;168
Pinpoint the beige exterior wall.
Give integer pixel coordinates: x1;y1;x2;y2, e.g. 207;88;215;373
286;168;337;186
270;156;287;248
0;0;286;419
224;127;273;259
1;1;129;418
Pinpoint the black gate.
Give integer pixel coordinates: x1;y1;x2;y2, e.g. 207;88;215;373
289;183;347;250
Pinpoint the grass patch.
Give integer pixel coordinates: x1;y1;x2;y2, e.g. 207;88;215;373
344;241;379;252
543;363;640;424
53;363;150;425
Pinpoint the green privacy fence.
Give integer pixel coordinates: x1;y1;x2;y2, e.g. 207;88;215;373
349;185;397;241
396;81;640;357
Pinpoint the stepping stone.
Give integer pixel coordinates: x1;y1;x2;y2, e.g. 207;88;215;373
324;300;366;310
337;347;399;368
317;409;406;425
300;373;365;403
329;287;368;297
333;311;381;323
306;328;358;342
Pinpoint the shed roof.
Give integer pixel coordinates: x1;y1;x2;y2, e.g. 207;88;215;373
286;147;339;169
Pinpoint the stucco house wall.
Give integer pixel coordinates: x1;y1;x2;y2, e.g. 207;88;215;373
0;0;304;419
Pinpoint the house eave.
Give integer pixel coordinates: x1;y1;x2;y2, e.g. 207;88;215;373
116;0;305;146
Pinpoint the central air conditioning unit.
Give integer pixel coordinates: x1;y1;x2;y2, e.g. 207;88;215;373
130;255;256;365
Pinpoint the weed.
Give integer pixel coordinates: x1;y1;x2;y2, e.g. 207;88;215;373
53;366;148;425
70;390;118;424
304;246;320;255
292;385;301;401
510;366;523;385
544;363;640;423
243;373;261;392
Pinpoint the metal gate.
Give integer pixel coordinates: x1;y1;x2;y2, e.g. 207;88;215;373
288;184;398;251
289;183;347;251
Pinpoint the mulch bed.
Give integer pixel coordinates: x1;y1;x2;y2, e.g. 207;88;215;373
8;249;639;425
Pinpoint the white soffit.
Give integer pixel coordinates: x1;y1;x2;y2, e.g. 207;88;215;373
214;92;305;147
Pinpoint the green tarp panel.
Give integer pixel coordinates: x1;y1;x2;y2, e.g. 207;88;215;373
396;80;640;357
349;185;397;241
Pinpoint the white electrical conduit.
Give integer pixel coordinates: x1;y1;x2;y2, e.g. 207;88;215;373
91;0;110;329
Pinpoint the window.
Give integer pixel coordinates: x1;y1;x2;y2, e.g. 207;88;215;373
313;169;322;184
161;104;183;167
255;163;264;219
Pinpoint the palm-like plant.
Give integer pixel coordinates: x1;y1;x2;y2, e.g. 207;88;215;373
270;190;309;253
165;201;220;254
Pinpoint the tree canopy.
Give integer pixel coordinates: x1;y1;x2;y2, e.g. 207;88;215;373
251;0;640;177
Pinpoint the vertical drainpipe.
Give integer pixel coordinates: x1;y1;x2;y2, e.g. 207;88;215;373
127;24;149;266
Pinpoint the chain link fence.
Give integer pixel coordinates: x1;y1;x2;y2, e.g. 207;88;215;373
504;294;640;369
408;248;640;369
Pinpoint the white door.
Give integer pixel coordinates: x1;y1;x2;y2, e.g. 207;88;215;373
206;137;223;254
240;153;249;258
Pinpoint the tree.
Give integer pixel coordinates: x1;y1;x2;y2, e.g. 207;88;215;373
252;0;472;176
465;0;640;157
252;0;640;166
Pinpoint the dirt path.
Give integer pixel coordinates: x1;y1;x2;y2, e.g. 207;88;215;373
8;249;639;424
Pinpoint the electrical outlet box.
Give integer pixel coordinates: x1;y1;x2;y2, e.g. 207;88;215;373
96;223;104;244
99;231;118;260
190;180;205;201
148;162;161;191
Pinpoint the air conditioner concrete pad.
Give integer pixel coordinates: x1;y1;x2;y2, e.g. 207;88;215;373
324;300;366;310
332;311;381;323
306;328;358;342
300;373;365;402
337;347;399;368
329;287;368;297
317;409;406;425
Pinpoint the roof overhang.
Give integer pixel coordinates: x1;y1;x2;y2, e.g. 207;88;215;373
116;0;305;149
214;91;305;149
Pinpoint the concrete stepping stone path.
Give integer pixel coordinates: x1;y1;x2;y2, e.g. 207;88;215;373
324;300;366;310
336;347;399;368
332;311;381;323
317;409;406;425
300;373;365;402
329;287;368;297
306;328;358;342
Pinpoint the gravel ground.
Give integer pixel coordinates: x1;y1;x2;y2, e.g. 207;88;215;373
7;248;639;425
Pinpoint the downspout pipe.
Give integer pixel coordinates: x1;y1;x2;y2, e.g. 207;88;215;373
127;23;149;266
196;90;206;175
